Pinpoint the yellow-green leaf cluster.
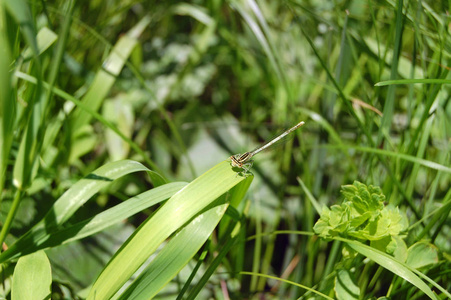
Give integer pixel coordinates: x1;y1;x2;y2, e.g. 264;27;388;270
314;181;408;245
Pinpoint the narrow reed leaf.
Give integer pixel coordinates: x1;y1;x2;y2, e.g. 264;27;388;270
0;182;185;263
46;160;150;225
239;271;333;300
376;79;451;86
5;0;38;57
0;160;151;264
0;20;13;195
173;3;214;26
298;24;374;146
71;15;151;132
297;177;322;214
12;27;58;190
14;71;163;173
319;145;451;174
232;0;286;87
377;0;404;144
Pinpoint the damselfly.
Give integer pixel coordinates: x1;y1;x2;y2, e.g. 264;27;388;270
230;121;305;175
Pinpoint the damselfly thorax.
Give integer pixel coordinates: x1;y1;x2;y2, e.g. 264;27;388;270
229;121;305;175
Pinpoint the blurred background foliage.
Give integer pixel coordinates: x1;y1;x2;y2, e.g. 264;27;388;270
0;0;450;298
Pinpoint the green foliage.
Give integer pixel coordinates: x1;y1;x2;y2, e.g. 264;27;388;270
0;161;184;264
406;242;439;270
0;0;450;299
88;161;250;299
314;181;408;244
314;182;446;299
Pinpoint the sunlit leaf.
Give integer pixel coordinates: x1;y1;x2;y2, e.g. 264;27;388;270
12;251;51;300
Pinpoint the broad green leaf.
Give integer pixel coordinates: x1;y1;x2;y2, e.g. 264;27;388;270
356;206;407;241
147;170;168;187
12;251;51;300
58;182;186;245
218;174;253;238
45;224;130;294
382;205;408;236
88;160;246;300
335;269;360;300
182;178;254;300
406;242;439;270
391;235;408;262
372;236;395;255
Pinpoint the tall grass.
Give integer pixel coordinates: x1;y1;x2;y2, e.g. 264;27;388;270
0;0;450;299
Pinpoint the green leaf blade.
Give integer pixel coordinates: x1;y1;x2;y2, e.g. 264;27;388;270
118;203;230;299
88;160;246;300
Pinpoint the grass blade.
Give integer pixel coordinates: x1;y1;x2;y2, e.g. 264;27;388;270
319;144;451;174
14;71;163;174
70;15;151;132
0;160;151;264
376;79;451;86
240;271;333;300
340;238;444;300
232;0;288;92
0;182;186;263
5;0;38;57
0;13;14;195
377;0;404;144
